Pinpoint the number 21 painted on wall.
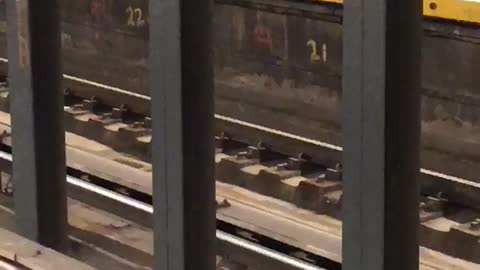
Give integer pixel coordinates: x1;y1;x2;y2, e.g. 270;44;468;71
306;39;327;63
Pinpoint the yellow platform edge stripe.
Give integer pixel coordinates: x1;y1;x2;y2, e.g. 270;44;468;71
314;0;480;24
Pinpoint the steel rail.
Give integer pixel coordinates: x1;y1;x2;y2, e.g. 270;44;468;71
1;56;478;208
0;55;473;190
0;54;478;215
0;150;325;270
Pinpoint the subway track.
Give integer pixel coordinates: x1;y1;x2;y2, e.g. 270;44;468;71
0;75;478;213
0;71;478;265
0;76;476;207
0;130;476;270
0;147;330;270
0;0;477;267
0;76;476;266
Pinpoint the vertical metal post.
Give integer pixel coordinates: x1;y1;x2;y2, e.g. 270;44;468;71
342;0;421;269
150;0;215;268
6;0;67;250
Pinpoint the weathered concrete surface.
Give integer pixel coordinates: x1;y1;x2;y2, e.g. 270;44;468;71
0;228;95;270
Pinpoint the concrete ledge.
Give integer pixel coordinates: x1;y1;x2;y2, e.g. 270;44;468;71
0;228;95;270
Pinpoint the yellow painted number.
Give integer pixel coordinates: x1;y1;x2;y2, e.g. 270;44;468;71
126;6;145;27
307;39;327;63
322;43;327;63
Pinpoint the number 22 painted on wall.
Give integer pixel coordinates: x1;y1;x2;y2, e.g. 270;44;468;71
126;6;145;27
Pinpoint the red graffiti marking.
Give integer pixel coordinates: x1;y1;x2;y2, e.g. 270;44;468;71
90;0;106;20
254;24;272;50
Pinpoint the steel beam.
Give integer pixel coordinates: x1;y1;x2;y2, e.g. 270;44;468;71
149;0;215;268
5;0;67;250
342;0;421;270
